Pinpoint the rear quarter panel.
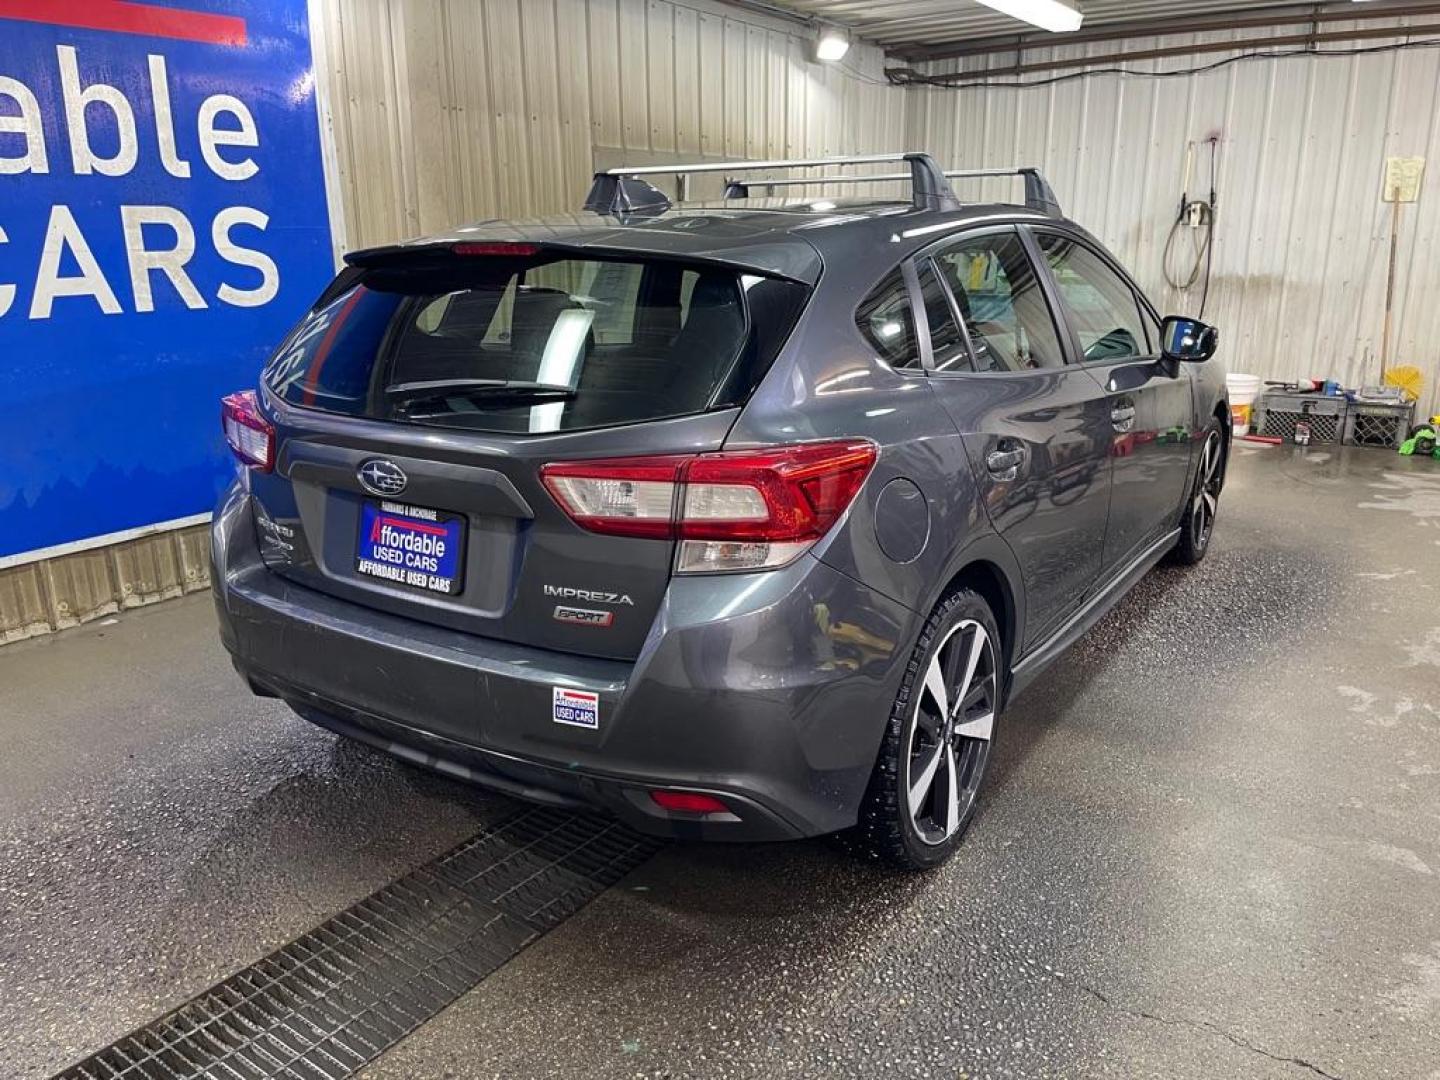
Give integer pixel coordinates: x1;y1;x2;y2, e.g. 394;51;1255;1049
725;250;1003;627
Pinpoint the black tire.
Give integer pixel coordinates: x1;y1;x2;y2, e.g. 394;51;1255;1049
1169;416;1225;566
859;588;1002;871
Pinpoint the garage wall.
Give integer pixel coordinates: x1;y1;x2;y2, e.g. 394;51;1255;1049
312;0;906;248
905;17;1440;417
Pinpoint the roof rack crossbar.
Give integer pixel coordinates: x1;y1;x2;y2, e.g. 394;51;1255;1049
721;166;1062;217
584;152;959;215
602;153;919;177
727;173;912;188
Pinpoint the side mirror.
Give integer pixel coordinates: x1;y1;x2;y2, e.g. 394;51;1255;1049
1160;316;1218;362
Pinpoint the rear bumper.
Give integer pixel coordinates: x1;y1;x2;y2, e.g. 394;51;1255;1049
212;483;917;841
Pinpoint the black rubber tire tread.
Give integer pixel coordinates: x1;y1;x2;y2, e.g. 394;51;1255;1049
1168;414;1225;567
858;587;1000;872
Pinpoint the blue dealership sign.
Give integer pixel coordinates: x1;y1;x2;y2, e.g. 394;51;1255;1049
0;0;336;559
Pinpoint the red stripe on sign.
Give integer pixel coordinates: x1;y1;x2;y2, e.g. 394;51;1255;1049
379;516;448;537
0;0;247;46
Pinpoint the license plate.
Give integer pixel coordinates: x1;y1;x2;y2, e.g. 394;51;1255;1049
356;500;466;595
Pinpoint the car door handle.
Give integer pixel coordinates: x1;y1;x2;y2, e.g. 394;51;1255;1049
986;446;1025;480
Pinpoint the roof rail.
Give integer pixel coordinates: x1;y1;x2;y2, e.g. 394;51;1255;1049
583;153;958;215
721;166;1062;217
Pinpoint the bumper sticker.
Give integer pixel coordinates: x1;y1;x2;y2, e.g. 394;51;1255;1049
552;687;600;730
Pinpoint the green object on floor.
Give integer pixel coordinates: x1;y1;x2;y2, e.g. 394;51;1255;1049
1398;423;1439;458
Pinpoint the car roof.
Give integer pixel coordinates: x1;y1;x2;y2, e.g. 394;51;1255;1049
346;199;1081;286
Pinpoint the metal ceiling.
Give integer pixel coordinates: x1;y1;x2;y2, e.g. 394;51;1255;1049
756;0;1440;54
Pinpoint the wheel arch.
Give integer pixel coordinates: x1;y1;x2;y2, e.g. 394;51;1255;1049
928;544;1023;706
1209;395;1232;485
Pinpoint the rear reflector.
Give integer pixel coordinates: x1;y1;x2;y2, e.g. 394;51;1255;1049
540;440;877;573
221;390;275;472
451;242;541;257
650;790;731;815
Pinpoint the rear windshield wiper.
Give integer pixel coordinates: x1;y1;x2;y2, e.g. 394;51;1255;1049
385;378;579;406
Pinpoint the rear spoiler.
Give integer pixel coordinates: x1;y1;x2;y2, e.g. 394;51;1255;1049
342;237;822;286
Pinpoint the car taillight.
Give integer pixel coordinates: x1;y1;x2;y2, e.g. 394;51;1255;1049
221;390;275;472
539;456;685;539
540;440;877;573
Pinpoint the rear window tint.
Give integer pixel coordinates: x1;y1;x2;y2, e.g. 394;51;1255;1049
264;254;807;434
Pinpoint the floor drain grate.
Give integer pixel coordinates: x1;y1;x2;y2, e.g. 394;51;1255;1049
51;807;660;1080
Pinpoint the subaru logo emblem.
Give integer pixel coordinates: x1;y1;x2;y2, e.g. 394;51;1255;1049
358;459;407;497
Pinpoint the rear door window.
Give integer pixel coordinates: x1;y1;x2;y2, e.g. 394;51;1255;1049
264;253;806;434
930;231;1066;372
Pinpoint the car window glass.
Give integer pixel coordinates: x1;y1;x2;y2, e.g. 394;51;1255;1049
856;269;921;371
931;232;1065;372
1036;235;1151;361
263;255;812;434
917;261;970;373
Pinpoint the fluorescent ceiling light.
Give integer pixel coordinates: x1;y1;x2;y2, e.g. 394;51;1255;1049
973;0;1084;33
813;25;851;62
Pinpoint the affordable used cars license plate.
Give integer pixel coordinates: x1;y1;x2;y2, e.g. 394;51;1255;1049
356;500;465;595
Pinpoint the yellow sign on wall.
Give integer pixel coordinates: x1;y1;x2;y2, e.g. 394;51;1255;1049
1383;157;1426;203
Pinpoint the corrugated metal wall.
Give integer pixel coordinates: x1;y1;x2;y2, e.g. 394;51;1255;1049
314;0;905;248
0;527;212;645
906;17;1440;416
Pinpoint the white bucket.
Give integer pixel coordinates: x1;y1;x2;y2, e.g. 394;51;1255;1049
1226;373;1262;436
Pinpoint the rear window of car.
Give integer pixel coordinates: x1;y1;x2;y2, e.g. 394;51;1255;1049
263;252;808;434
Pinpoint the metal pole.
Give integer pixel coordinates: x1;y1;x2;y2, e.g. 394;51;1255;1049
893;23;1440;83
1382;188;1401;382
894;3;1440;63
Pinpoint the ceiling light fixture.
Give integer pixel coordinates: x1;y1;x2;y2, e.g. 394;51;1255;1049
973;0;1084;33
813;24;851;62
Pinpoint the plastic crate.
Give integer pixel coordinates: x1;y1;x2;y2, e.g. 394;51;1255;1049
1343;401;1414;448
1256;392;1346;444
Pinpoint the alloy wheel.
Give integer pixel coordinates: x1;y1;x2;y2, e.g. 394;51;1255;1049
1191;430;1223;550
905;619;997;846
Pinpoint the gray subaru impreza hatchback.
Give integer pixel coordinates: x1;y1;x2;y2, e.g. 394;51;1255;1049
213;153;1227;869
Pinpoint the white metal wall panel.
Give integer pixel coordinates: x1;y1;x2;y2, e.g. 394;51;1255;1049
313;0;905;247
909;20;1440;415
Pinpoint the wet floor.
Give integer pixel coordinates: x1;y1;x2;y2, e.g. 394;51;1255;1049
3;444;1439;1079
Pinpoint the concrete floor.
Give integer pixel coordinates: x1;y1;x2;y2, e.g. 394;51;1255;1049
3;444;1439;1080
